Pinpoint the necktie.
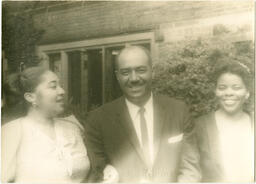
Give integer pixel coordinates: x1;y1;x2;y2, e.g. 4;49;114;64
139;107;150;166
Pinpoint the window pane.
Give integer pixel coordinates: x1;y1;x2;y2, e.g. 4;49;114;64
48;53;61;79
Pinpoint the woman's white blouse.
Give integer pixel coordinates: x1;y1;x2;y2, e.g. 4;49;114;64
1;117;90;183
216;115;254;182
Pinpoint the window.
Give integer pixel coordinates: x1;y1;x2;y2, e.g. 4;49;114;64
48;53;61;80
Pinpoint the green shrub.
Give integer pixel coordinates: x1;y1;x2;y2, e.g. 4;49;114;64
152;37;254;117
3;9;44;73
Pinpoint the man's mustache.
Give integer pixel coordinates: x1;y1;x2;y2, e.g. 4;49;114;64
127;81;145;87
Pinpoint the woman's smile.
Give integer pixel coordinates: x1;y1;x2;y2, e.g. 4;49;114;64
215;73;249;114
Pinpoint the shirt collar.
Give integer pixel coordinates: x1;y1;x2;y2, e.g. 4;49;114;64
125;93;153;120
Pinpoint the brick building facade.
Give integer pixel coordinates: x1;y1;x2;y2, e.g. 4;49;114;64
4;1;254;112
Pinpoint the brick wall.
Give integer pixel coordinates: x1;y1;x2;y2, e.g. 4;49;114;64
32;1;253;45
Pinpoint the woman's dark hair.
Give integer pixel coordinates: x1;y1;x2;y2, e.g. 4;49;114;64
213;60;253;92
2;66;48;113
3;73;23;106
18;66;48;94
212;59;254;112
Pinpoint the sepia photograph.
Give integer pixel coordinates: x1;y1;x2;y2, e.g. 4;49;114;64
1;0;255;183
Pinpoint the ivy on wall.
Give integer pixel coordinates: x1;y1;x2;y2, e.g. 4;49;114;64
2;8;45;73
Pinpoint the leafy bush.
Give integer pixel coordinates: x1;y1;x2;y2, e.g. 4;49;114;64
152;37;254;117
2;9;44;73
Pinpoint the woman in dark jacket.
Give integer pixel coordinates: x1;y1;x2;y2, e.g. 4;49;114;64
178;61;254;182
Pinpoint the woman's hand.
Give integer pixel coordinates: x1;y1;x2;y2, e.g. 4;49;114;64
102;164;119;183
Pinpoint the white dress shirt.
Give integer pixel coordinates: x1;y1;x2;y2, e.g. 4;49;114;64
125;95;154;164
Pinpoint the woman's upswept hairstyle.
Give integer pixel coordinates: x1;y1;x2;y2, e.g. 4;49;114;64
3;66;48;109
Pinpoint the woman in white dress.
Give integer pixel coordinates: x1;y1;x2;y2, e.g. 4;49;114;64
1;66;118;183
178;61;254;182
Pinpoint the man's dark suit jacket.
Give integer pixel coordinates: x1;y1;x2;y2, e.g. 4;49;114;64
84;94;191;182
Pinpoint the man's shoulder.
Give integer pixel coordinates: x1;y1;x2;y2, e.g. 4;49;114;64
198;111;214;120
193;112;215;130
88;97;124;117
195;112;213;122
154;94;186;108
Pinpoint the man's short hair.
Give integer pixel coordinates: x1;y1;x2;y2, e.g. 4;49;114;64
115;45;152;70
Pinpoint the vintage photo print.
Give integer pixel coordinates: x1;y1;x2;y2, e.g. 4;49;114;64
1;1;255;183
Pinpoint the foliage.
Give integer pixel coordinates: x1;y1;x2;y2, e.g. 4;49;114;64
2;9;44;73
152;37;254;117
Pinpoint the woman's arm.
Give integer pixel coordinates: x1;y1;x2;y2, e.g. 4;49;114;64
1;119;22;182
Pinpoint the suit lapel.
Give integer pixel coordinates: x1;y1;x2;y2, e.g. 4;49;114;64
153;95;166;165
116;97;147;165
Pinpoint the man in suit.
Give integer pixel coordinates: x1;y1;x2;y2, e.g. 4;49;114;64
84;46;191;182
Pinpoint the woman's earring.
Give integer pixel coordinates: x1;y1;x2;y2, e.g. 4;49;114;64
32;102;37;108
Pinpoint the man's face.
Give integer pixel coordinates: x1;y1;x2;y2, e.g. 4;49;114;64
116;47;152;105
